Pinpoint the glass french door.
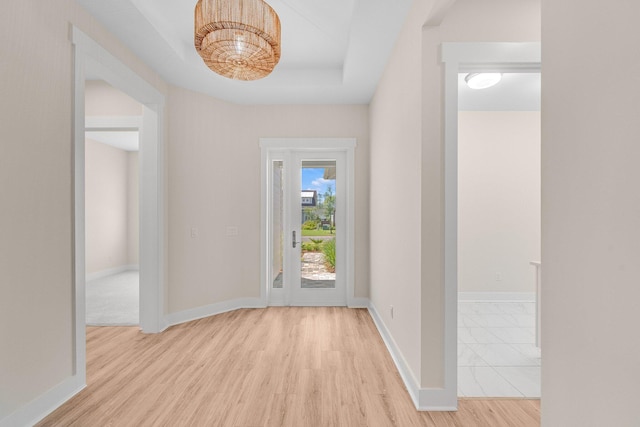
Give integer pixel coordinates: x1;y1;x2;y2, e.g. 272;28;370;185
268;150;347;306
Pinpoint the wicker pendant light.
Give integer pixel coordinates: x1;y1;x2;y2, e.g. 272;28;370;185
194;0;281;81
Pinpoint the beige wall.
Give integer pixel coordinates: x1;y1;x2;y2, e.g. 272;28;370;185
85;140;139;275
458;111;540;294
370;0;540;388
369;0;432;385
0;0;167;420
86;139;128;274
167;87;370;313
542;1;640;425
85;80;142;116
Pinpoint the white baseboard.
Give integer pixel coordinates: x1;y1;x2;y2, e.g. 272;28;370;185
268;297;369;308
0;375;85;427
367;301;457;411
86;265;139;282
164;298;266;327
458;292;535;302
367;302;421;407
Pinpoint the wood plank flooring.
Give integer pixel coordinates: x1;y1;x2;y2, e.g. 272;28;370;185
37;307;539;426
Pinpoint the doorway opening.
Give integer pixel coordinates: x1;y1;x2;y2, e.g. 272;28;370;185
84;80;142;326
440;42;541;404
260;139;356;307
72;27;166;387
456;72;541;397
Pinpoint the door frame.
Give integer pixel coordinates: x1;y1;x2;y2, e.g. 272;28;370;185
260;138;356;306
72;27;166;385
441;42;541;402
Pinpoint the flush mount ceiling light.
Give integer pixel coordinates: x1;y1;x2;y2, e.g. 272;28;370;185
194;0;281;81
465;73;503;90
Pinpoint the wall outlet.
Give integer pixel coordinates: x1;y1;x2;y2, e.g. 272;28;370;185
226;226;239;237
390;305;394;319
496;272;502;281
190;227;198;238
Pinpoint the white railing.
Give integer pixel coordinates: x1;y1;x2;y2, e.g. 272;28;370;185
530;261;541;348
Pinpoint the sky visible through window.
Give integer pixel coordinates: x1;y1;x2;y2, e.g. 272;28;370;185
302;168;335;200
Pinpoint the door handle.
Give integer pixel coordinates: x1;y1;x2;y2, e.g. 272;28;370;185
292;230;301;248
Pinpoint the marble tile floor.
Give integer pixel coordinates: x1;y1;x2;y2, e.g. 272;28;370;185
458;300;541;398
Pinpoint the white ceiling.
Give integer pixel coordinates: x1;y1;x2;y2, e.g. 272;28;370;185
77;1;539;109
76;0;413;105
86;131;139;151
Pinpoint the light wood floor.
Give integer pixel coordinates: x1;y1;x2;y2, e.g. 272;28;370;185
38;307;539;426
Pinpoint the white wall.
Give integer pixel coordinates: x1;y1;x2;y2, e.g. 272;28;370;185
0;0;168;421
370;0;540;390
166;87;370;313
85;140;139;275
458;111;540;294
542;1;640;426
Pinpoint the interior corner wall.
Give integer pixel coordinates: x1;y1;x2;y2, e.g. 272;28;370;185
166;86;370;314
0;0;167;422
542;1;640;425
85;139;130;275
458;111;540;294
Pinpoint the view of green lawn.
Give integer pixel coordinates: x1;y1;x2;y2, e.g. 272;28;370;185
301;229;335;236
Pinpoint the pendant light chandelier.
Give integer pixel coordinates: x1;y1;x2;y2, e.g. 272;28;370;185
194;0;281;81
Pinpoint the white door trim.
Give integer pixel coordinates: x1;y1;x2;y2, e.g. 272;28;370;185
441;42;540;405
72;26;166;384
260;138;356;307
